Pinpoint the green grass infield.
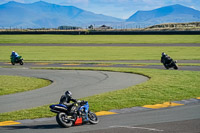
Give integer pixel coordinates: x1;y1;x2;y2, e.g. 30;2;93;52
1;46;200;61
0;75;52;96
0;35;200;44
0;67;200;122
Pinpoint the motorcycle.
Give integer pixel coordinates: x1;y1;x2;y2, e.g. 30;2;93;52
162;60;178;70
10;56;24;65
50;100;99;128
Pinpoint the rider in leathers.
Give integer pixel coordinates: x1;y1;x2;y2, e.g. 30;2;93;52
59;91;77;105
161;52;173;65
59;91;78;115
11;51;20;61
59;91;88;121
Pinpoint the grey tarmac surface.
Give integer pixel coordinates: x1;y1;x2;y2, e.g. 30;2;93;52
1;103;200;133
1;61;200;71
0;68;148;113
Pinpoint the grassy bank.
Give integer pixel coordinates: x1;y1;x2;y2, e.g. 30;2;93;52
1;46;200;61
0;75;52;95
0;35;200;44
0;67;200;122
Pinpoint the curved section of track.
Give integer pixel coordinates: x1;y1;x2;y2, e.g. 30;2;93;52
0;68;148;113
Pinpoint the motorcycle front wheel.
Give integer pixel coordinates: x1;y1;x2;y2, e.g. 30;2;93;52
173;63;178;70
19;60;23;65
56;112;73;128
88;111;99;124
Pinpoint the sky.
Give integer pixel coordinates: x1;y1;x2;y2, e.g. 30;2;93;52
1;0;200;19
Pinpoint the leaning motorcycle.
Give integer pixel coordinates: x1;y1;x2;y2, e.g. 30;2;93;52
10;56;24;65
50;100;99;128
163;60;178;70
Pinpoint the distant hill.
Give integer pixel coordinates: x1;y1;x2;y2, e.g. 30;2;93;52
1;2;200;29
0;1;123;28
126;4;200;26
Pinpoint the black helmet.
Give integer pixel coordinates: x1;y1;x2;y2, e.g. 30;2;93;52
65;91;72;98
162;52;166;56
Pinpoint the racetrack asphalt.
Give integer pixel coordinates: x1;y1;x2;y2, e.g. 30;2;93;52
0;68;148;113
0;43;200;133
1;102;200;133
1;60;200;71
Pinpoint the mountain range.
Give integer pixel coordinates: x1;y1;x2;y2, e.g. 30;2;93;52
0;1;200;28
0;1;122;28
127;4;200;25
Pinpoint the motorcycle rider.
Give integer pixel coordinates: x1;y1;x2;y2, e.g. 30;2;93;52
59;91;89;121
161;52;173;65
60;91;77;106
11;51;20;61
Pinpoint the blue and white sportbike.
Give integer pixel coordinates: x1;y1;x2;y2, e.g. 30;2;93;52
50;100;99;128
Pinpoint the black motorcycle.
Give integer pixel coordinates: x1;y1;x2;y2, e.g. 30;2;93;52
162;59;178;70
50;100;99;128
161;53;178;70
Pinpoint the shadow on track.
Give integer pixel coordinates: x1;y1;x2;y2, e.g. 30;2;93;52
2;124;60;130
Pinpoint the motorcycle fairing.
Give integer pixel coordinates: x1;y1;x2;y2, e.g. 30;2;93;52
74;117;82;125
50;104;68;113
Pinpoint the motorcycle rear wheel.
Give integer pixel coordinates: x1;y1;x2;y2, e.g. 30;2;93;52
88;111;99;124
56;112;73;128
163;64;169;69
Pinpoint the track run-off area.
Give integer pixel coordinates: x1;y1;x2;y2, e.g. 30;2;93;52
0;43;200;133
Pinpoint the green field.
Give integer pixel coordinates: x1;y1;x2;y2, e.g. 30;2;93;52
1;46;200;61
0;75;51;95
0;35;200;44
0;67;200;122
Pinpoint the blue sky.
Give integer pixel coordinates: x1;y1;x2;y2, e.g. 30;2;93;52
1;0;200;19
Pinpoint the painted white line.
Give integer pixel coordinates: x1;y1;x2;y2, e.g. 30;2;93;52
110;125;164;132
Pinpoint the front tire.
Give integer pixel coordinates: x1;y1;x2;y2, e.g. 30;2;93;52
173;64;178;70
88;111;99;124
11;62;15;65
19;60;23;65
56;112;73;128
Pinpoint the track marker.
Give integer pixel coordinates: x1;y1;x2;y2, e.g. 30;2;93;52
3;63;11;64
95;111;118;116
0;121;21;126
95;64;112;66
143;102;184;109
110;126;164;132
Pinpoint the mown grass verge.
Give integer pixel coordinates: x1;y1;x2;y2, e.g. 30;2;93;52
0;35;200;44
0;75;52;96
0;67;200;122
1;46;200;61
